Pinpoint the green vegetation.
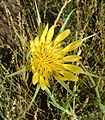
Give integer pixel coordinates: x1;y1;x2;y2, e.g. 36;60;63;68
0;0;105;120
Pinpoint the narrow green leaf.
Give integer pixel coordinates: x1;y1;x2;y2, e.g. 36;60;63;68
60;9;75;32
22;84;40;118
99;103;105;113
6;67;26;78
82;33;96;42
13;26;24;41
34;0;43;36
57;80;74;96
82;71;100;78
28;84;40;110
45;87;71;115
34;0;41;26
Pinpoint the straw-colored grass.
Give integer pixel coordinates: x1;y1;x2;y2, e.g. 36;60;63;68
0;0;105;120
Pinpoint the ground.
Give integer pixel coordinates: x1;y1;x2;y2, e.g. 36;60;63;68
0;0;105;120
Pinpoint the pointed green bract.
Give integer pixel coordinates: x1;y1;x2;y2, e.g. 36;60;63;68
40;24;48;43
60;9;75;32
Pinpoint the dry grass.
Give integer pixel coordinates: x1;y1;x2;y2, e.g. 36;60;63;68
0;0;105;120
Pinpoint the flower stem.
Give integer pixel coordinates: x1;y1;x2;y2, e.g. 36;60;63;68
20;84;40;119
80;62;102;105
27;84;40;111
45;87;71;115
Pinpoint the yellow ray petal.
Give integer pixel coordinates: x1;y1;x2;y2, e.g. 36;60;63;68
30;40;35;50
31;65;36;73
43;71;50;88
62;40;82;53
62;64;83;73
62;55;82;62
54;70;78;81
40;24;48;43
45;78;50;88
34;36;39;46
46;25;55;43
39;76;47;90
32;72;39;85
54;29;70;45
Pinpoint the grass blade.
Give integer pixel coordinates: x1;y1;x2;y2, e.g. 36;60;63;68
6;67;26;78
60;9;75;32
57;80;74;96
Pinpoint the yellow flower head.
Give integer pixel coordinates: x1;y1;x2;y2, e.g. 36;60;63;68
30;24;83;90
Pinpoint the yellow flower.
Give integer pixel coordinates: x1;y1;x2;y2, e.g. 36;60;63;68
30;24;83;90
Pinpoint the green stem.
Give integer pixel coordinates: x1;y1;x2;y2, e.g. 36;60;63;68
20;84;40;119
95;86;101;103
45;87;71;115
80;62;101;105
89;75;101;104
27;84;40;111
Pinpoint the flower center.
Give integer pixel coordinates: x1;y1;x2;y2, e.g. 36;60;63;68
31;43;62;75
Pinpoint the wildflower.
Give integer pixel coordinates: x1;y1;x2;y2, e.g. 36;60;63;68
30;24;83;90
